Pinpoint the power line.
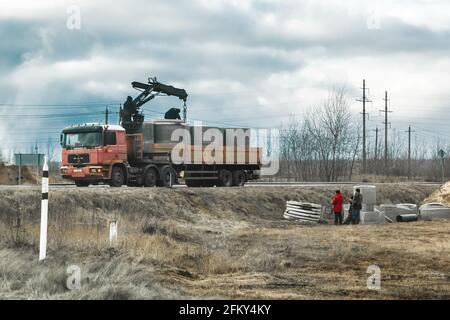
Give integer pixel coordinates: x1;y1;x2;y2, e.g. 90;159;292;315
4;102;450;155
0;102;122;107
144;109;275;129
0;111;104;118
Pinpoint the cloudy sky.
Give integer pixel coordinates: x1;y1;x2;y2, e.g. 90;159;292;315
1;0;450;158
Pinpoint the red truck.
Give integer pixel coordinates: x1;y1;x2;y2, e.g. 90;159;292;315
60;78;262;187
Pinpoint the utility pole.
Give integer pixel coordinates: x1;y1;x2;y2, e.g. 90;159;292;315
374;127;379;161
35;143;39;185
18;153;21;186
405;126;415;180
380;91;393;173
408;126;411;180
105;106;109;125
373;127;378;174
357;79;371;175
439;149;446;183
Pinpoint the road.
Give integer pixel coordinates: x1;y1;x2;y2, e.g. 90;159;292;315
0;181;442;189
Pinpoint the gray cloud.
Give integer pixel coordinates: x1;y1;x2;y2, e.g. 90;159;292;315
0;20;40;69
1;0;450;157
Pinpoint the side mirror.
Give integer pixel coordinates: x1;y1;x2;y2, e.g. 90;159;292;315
60;133;63;146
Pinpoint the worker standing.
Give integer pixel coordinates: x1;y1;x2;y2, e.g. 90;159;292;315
331;190;344;225
122;96;137;122
343;195;353;225
164;108;181;120
351;188;363;224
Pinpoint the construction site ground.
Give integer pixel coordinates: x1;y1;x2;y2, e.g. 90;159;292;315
0;183;448;299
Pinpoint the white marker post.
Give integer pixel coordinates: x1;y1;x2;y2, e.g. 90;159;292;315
39;156;49;261
109;220;118;247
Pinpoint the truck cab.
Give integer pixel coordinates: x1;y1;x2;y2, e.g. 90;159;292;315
60;124;128;187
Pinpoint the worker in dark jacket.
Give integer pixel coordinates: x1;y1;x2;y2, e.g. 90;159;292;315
164;108;181;120
331;190;344;225
122;96;137;122
343;195;353;225
351;188;363;224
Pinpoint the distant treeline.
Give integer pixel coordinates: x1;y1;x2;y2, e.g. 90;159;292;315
268;87;450;182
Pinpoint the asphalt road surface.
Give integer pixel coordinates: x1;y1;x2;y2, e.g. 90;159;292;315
0;181;442;189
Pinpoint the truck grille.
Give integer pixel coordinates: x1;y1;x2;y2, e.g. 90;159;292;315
68;154;90;164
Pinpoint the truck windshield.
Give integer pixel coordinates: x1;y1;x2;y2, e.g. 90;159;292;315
64;132;102;149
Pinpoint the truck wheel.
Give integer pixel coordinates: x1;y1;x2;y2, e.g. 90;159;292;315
232;170;246;186
109;166;124;187
135;175;144;187
218;169;233;187
75;181;89;187
159;165;176;187
144;167;158;187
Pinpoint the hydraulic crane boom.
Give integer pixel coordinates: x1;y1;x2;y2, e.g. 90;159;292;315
131;77;188;109
121;77;189;131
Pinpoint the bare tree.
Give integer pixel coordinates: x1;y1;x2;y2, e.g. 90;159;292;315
305;87;354;181
46;137;56;162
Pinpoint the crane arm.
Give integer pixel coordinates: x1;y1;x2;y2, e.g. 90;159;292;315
131;77;188;109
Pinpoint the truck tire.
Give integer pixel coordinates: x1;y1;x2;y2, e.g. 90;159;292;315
232;170;246;186
135;175;144;187
109;166;124;187
75;181;89;187
218;169;233;187
144;167;158;187
159;165;176;187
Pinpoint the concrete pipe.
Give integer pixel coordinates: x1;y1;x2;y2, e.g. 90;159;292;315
396;214;419;223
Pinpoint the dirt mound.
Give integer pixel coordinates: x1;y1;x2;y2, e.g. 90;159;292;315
0;163;66;185
0;164;36;185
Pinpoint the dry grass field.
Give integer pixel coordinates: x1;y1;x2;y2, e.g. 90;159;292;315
0;183;448;299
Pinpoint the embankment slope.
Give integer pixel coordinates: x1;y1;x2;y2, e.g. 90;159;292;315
0;183;448;299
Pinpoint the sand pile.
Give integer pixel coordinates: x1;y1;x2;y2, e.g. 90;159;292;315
424;182;450;205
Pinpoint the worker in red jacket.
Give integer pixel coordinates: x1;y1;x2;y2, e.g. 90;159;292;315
331;190;344;225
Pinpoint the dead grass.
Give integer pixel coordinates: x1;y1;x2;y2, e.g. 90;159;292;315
0;183;448;299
